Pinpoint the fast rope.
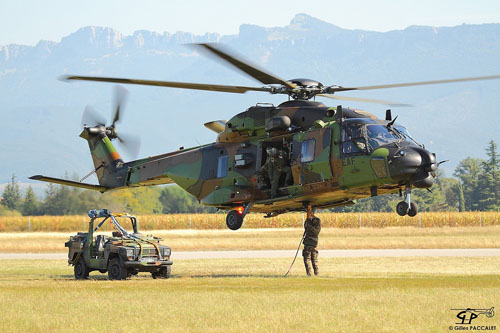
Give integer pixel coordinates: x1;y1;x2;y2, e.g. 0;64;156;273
284;230;306;277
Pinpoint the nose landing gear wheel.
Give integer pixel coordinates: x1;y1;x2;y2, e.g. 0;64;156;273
226;210;244;230
396;201;409;216
407;201;418;217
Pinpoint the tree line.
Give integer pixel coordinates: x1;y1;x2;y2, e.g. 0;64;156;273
1;140;499;216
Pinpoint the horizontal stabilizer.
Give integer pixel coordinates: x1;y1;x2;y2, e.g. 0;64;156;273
29;175;109;193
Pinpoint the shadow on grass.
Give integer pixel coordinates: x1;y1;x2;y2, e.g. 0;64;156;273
52;273;297;280
176;274;291;279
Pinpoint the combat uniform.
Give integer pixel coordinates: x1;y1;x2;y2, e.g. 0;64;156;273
302;217;321;276
261;148;292;198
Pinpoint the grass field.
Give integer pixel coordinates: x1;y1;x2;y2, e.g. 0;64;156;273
1;212;499;232
2;226;500;253
1;257;499;332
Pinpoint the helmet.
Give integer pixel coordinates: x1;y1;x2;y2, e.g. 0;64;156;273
267;147;278;157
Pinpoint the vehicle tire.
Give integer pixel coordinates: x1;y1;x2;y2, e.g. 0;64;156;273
74;259;89;280
152;266;171;279
108;258;128;280
226;210;243;230
160;266;171;279
407;201;418;217
396;201;409;216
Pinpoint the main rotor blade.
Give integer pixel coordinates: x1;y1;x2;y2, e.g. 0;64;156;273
318;94;412;107
112;85;128;127
330;74;500;92
195;43;294;88
62;75;270;94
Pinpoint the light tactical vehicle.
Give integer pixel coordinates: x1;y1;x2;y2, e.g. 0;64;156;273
65;209;172;280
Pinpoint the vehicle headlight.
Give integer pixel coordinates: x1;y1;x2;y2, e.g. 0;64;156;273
162;247;171;258
120;247;135;260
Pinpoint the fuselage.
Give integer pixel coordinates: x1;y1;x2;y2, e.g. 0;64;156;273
108;101;436;215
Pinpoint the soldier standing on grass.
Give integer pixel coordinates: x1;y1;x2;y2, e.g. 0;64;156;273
303;206;321;276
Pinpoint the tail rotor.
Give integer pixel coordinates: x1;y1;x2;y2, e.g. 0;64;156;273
81;85;141;160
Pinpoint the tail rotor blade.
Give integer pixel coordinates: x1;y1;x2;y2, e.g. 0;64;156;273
112;85;128;127
81;105;107;127
116;132;141;160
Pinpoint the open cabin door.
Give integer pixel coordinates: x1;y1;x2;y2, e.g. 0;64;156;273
291;127;333;185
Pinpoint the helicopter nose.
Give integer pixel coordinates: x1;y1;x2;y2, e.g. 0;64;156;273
388;147;437;188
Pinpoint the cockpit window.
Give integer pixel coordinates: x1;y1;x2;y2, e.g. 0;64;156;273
341;124;367;155
366;125;401;150
394;126;420;146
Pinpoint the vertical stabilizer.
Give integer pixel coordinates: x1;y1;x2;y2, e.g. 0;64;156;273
80;126;127;188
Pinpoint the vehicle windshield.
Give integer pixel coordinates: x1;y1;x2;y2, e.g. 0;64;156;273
365;124;401;150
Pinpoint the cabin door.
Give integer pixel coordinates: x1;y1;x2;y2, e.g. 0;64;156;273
291;127;333;185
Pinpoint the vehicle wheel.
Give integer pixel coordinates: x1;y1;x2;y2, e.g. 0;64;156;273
74;259;89;280
108;258;128;280
396;201;409;216
152;266;171;279
407;201;418;217
226;210;243;230
160;266;171;279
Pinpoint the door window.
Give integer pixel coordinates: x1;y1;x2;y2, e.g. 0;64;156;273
341;125;367;155
217;155;228;178
300;139;316;163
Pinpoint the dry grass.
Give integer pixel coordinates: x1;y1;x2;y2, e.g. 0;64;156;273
1;212;499;232
0;257;499;332
2;226;500;253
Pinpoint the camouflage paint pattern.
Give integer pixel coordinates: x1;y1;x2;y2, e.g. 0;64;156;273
37;100;436;216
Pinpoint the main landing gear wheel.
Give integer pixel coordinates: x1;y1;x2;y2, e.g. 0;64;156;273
407;201;418;217
396;201;409;216
396;201;418;217
226;210;244;230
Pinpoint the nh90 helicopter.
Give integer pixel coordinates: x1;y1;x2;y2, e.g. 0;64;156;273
31;43;500;230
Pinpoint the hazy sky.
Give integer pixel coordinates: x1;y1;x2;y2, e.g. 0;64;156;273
1;0;499;46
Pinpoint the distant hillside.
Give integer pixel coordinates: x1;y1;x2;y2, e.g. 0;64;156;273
1;13;499;185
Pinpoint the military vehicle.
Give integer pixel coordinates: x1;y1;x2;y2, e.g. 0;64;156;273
31;43;500;230
65;209;172;280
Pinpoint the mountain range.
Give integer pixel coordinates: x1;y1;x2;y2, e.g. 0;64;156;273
1;13;499;188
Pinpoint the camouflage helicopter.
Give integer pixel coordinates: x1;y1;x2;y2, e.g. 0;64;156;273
30;43;500;230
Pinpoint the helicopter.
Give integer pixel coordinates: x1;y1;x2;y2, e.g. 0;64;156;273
30;43;500;230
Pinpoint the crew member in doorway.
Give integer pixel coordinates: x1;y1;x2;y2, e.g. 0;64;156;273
303;206;321;276
261;147;292;198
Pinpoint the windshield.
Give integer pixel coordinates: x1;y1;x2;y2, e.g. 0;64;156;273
394;126;420;146
366;124;401;150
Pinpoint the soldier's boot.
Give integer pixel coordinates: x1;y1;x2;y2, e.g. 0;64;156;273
302;250;312;276
311;250;319;276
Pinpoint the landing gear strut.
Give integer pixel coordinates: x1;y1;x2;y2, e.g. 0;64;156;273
226;203;253;230
396;186;418;217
